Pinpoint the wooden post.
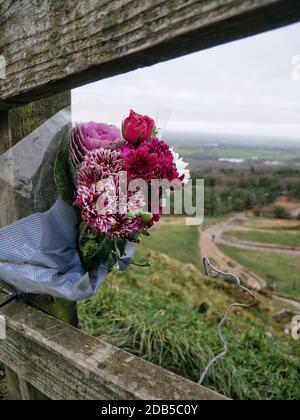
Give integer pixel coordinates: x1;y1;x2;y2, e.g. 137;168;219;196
0;91;77;400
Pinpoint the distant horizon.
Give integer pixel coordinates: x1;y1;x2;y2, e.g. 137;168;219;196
163;129;300;149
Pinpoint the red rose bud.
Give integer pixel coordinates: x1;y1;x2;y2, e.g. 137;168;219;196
123;110;155;146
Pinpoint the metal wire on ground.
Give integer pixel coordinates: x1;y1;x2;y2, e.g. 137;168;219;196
198;257;257;386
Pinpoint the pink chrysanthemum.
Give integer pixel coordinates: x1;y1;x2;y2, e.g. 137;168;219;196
75;148;145;238
123;138;180;183
77;149;123;187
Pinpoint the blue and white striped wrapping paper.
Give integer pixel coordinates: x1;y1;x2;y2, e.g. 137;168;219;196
0;197;135;301
0;108;135;301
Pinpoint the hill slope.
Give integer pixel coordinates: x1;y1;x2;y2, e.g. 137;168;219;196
78;247;300;400
1;224;299;400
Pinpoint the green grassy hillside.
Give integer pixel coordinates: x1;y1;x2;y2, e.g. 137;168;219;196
225;230;300;248
244;218;300;231
141;219;201;268
1;222;299;400
78;241;300;400
220;244;300;300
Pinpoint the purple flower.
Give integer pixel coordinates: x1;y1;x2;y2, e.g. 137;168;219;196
75;148;144;238
70;122;122;166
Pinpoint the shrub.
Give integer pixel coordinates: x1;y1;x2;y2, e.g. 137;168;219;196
272;206;290;220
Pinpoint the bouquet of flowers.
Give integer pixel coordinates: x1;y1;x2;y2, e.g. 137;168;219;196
0;108;189;301
56;110;190;272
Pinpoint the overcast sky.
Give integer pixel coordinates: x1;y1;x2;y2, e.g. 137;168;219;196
73;22;300;143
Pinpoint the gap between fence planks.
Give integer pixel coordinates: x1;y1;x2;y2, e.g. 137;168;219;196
0;294;228;400
1;0;300;109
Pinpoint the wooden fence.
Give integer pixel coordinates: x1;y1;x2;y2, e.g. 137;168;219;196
0;0;299;400
0;292;226;400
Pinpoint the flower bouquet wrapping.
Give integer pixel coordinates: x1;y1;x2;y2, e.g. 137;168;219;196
0;108;189;301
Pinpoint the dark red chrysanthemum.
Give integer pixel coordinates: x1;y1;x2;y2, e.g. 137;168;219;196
123;138;180;183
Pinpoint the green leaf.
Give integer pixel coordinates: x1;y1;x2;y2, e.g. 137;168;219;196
128;210;153;222
68;158;79;176
116;239;127;258
152;126;160;136
54;151;75;205
81;240;99;259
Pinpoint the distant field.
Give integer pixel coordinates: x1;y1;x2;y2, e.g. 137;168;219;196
220;244;300;299
224;230;300;248
141;219;200;268
244;218;300;231
174;146;300;162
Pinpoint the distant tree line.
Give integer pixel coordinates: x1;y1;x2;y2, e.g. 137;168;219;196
193;167;300;217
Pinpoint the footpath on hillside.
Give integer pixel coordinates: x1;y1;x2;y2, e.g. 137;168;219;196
199;214;300;311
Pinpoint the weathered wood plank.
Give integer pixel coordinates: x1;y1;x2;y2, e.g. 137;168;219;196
0;296;227;400
1;0;300;109
8;92;71;144
5;370;48;400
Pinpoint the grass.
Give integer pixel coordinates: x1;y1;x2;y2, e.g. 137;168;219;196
220;244;300;300
244;218;300;231
141;218;201;268
224;230;300;248
78;247;300;400
2;221;300;400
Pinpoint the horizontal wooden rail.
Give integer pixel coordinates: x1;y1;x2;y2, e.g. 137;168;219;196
1;0;300;109
0;293;227;400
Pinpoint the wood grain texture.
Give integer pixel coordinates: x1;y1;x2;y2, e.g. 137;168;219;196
1;0;300;108
8;92;71;144
0;296;228;400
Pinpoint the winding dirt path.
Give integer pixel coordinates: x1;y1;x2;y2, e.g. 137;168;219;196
199;214;300;311
200;215;267;290
218;217;300;256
